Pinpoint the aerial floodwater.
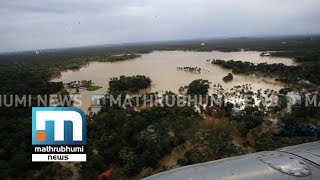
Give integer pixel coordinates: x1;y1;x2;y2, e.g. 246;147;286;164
51;50;296;113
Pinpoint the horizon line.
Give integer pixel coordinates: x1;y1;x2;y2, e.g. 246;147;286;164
1;33;319;54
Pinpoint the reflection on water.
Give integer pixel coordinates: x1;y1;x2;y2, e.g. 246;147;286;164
51;51;294;113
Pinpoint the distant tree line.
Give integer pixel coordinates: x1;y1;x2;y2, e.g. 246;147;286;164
212;59;320;85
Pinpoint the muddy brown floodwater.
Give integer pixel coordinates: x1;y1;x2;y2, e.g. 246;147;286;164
51;50;296;113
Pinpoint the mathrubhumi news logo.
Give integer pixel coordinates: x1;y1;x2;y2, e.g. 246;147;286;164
32;107;86;162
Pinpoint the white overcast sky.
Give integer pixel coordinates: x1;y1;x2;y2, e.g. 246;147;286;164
0;0;320;52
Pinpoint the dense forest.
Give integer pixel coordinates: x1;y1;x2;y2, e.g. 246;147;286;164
81;98;202;178
0;35;320;179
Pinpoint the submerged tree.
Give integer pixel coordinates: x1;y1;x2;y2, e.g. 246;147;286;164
223;73;233;81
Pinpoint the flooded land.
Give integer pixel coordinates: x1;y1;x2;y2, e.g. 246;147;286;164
51;50;295;112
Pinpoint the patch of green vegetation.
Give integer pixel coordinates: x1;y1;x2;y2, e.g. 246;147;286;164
108;54;141;62
254;132;320;152
86;85;103;91
234;100;320;152
109;75;151;93
186;79;210;95
231;107;264;137
178;129;244;166
37;163;73;179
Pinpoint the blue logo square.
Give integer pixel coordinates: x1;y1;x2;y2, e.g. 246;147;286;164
32;107;86;145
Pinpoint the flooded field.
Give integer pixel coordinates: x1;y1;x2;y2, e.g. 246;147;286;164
51;50;295;113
